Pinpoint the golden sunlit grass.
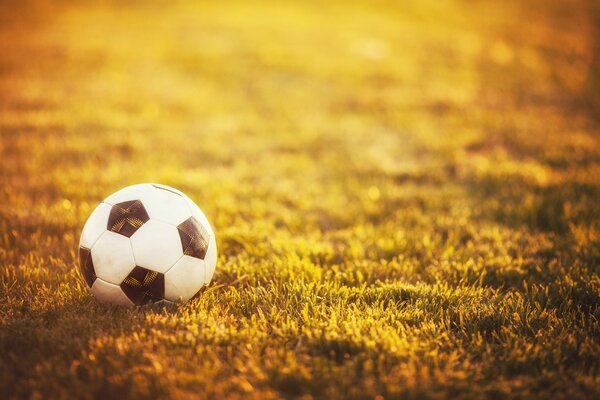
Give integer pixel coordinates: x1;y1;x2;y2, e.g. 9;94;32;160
1;0;599;398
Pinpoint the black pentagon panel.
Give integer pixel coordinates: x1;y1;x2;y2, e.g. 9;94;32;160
107;200;149;238
177;217;209;260
120;266;165;305
78;247;96;287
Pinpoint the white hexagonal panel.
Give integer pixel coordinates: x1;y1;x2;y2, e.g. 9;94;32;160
151;183;184;196
182;193;214;237
91;278;134;306
204;235;217;284
130;219;183;273
138;185;192;226
103;183;155;206
164;255;205;302
79;202;111;249
91;231;136;285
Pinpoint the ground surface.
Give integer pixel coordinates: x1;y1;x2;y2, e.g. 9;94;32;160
1;0;599;398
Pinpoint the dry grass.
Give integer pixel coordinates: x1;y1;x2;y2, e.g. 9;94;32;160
1;0;599;398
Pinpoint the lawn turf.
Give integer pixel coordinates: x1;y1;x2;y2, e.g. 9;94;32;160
1;0;599;398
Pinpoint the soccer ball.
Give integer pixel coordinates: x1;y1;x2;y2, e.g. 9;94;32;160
78;183;217;306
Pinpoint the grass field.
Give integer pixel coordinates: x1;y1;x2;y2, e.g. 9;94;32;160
1;0;600;398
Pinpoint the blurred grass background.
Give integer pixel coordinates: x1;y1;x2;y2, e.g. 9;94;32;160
0;0;599;398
